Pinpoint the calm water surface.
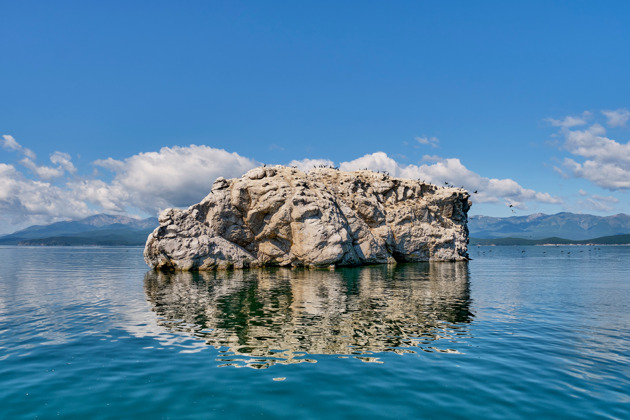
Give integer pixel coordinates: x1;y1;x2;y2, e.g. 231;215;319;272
1;245;629;419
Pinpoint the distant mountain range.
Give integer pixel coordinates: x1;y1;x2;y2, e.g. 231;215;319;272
469;212;630;240
0;214;158;246
1;211;629;247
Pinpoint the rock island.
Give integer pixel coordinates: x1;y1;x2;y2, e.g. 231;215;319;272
144;166;471;270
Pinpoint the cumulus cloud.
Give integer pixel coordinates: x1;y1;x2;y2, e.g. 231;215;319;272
94;145;259;212
68;179;130;213
18;152;77;181
601;108;630;127
552;110;630;190
288;158;335;172
0;163;91;226
0;142;259;230
563;157;630;189
2;135;36;159
50;152;76;174
82;147;562;215
1;135;21;151
0;137;567;231
20;158;66;180
2;135;77;181
340;152;402;175
339;152;561;209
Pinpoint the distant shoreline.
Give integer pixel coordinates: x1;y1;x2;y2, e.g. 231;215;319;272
473;243;630;247
470;233;630;246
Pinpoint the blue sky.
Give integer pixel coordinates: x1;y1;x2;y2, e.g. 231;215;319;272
2;1;630;233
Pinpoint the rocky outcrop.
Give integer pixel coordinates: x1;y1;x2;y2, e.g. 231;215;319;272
144;166;471;270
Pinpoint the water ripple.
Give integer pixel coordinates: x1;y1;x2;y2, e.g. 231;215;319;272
1;245;630;419
143;263;473;367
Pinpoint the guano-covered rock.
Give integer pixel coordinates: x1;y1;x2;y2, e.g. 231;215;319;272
144;166;471;270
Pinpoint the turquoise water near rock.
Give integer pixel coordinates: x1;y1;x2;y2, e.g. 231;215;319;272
1;245;629;419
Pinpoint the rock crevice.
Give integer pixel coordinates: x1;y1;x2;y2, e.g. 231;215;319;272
144;166;471;270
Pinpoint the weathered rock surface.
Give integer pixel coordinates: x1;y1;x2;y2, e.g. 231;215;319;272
144;166;471;270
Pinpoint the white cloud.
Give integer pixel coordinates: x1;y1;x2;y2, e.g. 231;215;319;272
339;152;561;209
562;123;628;162
415;136;439;148
94;145;259;212
546;112;591;128
68;179;129;213
50;152;76;174
601;109;630;127
563;157;630;189
0;163;91;227
18;151;77;181
3;135;76;181
421;155;443;162
340;152;402;176
288;158;335;172
1;135;20;151
20;157;66;180
2;135;36;159
592;194;619;203
577;194;619;213
0;144;259;231
578;189;588;196
553;111;630;190
93;157;125;172
0;137;569;231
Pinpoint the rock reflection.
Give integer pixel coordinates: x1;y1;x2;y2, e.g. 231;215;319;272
144;263;473;368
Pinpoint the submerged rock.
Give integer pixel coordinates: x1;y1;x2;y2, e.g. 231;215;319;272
144;166;471;270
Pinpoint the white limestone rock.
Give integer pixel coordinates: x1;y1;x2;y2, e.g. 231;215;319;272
144;166;471;270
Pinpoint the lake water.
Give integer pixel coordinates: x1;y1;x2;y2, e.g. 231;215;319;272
1;245;629;419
